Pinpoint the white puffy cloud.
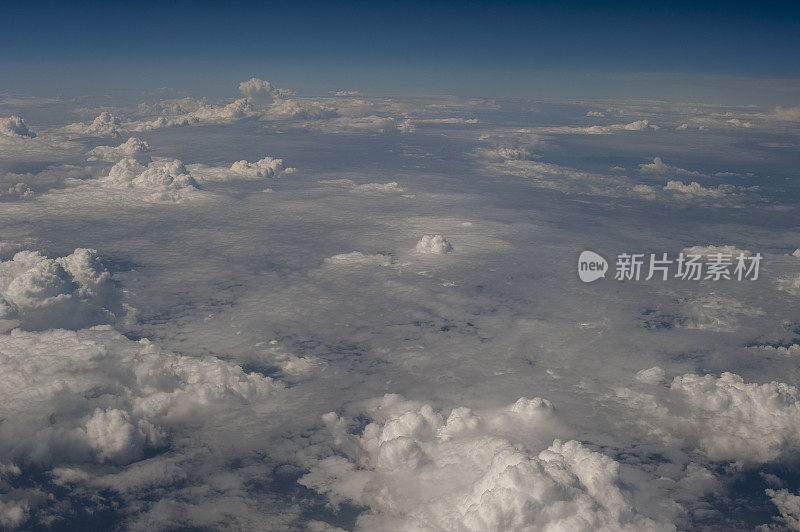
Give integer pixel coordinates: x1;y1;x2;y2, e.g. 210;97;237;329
0;326;286;529
100;157;200;201
620;371;800;463
128;99;260;132
0;326;280;466
638;157;702;177
0;116;36;138
238;78;338;120
0;249;121;331
87;137;151;161
300;394;673;531
189;98;258;124
128;114;197;131
238;77;278;101
3;87;798;528
415;234;453;254
229;156;293;179
189;156;294;183
65;112;123;137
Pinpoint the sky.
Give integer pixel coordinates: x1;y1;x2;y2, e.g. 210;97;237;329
2;0;800;103
1;2;800;531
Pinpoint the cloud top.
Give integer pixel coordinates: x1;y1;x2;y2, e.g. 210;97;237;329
0;249;120;331
415;234;453;254
0;116;36;138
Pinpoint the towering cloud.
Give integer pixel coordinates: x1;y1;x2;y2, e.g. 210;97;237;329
300;395;674;530
0;249;121;331
0;116;36;138
238;77;279;102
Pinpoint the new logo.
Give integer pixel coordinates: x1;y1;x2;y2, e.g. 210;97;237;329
578;251;608;282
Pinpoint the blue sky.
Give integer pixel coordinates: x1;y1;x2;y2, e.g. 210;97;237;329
2;0;799;103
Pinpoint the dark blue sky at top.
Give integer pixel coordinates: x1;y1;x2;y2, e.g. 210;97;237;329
1;0;799;102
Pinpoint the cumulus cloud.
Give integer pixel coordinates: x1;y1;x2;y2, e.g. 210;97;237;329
0;327;279;464
128;99;261;132
190;156;295;183
0;249;121;331
229;157;293;179
0;326;282;526
238;77;278;101
3;86;798;528
415;235;453;254
189;98;258;124
620;371;800;463
65;112;123;137
638;157;702;177
0;116;36;138
100;157;200;201
87;137;151;161
300;394;672;531
236;78;340;120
